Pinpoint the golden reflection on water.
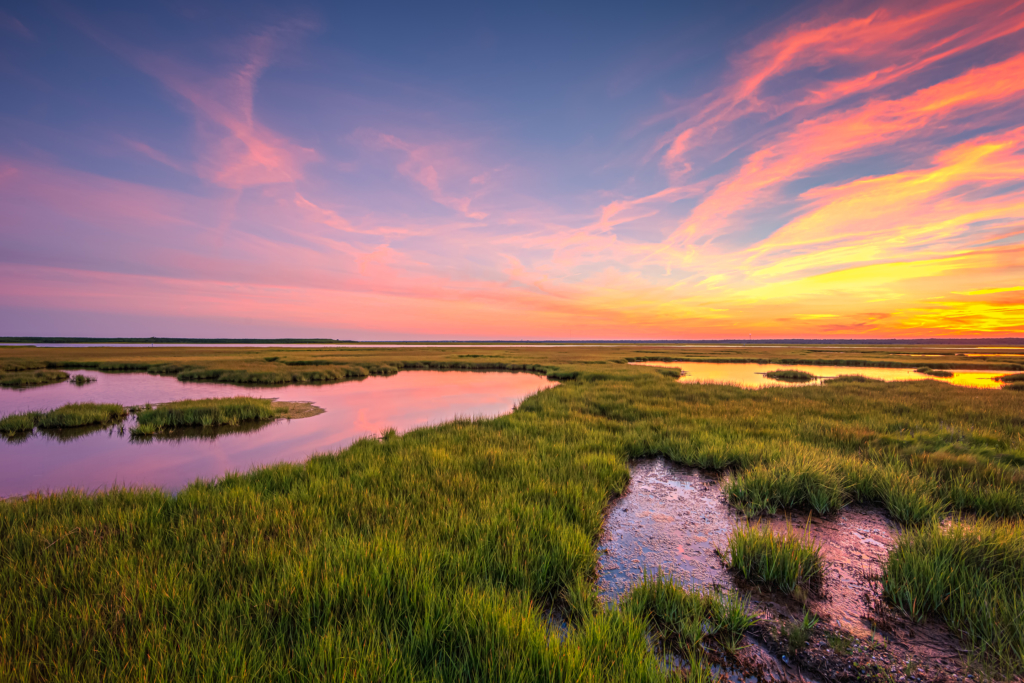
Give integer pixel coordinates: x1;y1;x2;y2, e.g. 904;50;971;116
635;362;1006;390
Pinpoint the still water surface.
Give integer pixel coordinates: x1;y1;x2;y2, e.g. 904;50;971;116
0;370;554;498
635;361;1007;389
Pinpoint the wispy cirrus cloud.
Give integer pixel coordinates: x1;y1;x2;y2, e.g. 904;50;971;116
69;12;319;189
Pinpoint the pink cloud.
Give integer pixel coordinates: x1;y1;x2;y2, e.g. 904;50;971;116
71;14;319;189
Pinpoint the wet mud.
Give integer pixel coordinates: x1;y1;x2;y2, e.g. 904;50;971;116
597;458;973;682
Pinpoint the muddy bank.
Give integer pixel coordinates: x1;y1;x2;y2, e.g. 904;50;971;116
597;458;972;682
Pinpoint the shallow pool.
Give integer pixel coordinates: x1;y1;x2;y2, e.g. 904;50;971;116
634;361;1007;389
0;370;554;498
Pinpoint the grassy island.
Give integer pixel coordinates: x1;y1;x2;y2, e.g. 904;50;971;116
131;397;282;436
1;402;127;435
764;369;816;382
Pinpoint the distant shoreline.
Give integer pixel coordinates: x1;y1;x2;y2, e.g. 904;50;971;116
1;336;1023;346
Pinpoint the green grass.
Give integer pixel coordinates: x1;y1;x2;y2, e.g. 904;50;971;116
0;370;69;388
724;448;848;515
130;397;281;436
69;374;96;385
0;411;41;435
36;403;127;429
779;611;819;653
723;523;823;596
620;572;755;655
764;369;816;382
882;519;1024;677
1;353;1023;678
3;403;127;434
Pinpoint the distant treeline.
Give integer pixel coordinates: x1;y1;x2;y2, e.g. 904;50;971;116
2;337;1023;346
0;337;353;344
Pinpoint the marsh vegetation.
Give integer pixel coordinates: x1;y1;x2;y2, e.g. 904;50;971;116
764;369;816;382
130;397;281;436
1;344;1023;679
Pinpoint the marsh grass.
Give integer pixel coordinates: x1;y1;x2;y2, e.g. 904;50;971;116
1004;382;1024;391
779;611;819;652
821;374;885;384
35;402;127;429
0;411;41;434
724;448;847;516
68;374;96;385
130;397;280;436
916;367;955;377
1;348;1023;677
996;372;1024;383
764;369;816;382
1;402;128;434
0;369;69;388
882;519;1024;677
723;523;823;596
620;572;755;656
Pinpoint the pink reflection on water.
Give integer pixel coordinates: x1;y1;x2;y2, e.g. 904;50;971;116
0;371;554;498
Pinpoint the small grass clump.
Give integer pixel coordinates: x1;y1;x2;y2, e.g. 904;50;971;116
882;519;1024;677
724;448;848;515
621;573;755;660
779;610;819;652
723;523;823;596
0;411;41;435
131;397;281;436
821;374;885;384
916;367;954;377
36;403;127;429
765;369;816;382
68;374;96;385
0;370;69;388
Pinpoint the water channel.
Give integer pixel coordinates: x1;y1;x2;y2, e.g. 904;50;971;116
0;370;554;498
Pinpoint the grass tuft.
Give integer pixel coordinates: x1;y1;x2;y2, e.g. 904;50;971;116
916;367;954;377
765;369;816;382
0;411;41;435
723;523;823;596
36;403;127;429
0;370;69;388
68;374;96;385
725;448;848;515
621;572;755;656
822;374;885;384
779;611;819;652
882;519;1024;677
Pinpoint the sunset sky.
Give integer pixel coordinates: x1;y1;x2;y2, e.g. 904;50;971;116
2;0;1023;339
